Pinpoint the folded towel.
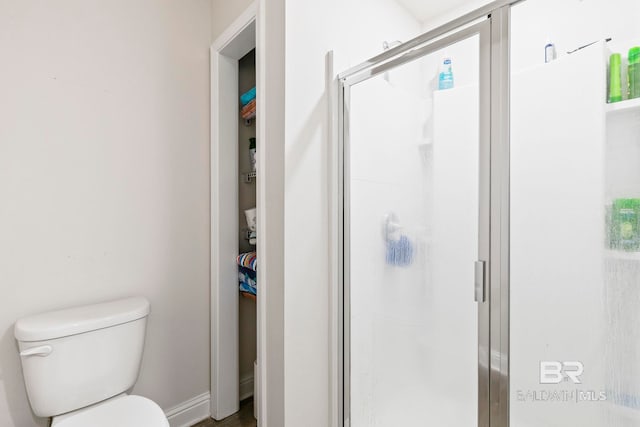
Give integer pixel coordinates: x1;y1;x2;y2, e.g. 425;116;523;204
240;282;257;295
242;110;256;121
241;105;256;121
240;87;256;106
241;99;256;116
239;266;257;295
237;251;257;271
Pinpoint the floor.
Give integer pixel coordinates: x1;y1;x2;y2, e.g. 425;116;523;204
192;399;256;427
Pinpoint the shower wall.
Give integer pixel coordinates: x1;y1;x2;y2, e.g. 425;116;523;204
510;0;640;72
510;41;607;427
509;1;640;426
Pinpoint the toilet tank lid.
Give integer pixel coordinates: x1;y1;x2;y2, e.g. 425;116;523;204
14;297;150;342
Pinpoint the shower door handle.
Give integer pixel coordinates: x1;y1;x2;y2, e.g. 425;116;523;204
474;261;486;303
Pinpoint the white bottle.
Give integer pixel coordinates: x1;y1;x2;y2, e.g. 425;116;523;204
545;41;557;63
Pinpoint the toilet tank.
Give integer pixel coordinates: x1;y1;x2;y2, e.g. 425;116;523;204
14;297;150;418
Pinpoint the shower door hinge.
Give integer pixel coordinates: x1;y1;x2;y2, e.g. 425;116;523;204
474;261;486;303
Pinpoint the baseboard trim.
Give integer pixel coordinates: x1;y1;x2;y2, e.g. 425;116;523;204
165;392;211;427
239;375;254;401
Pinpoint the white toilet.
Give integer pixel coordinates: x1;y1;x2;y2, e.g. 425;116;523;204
14;297;169;427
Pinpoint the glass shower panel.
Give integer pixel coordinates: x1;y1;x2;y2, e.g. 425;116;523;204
510;0;640;426
347;34;481;426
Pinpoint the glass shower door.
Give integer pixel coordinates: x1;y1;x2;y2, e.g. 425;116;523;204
510;1;640;426
342;22;490;427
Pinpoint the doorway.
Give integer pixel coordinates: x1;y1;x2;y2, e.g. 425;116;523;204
210;2;257;421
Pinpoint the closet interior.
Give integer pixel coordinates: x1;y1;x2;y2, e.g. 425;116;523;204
236;49;258;409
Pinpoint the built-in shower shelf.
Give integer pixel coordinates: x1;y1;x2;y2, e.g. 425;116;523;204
604;249;640;261
606;97;640;115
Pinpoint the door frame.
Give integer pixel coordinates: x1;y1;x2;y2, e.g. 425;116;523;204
210;1;287;425
210;2;257;419
334;1;516;426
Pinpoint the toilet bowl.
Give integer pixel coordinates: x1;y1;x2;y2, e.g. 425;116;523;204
14;297;169;427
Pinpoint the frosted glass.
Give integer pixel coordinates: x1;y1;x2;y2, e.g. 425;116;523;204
510;1;640;425
348;36;480;426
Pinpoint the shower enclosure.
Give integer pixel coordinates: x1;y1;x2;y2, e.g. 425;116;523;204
339;0;640;426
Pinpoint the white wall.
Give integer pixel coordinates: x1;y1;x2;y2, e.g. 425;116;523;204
420;0;493;33
211;0;254;42
0;1;212;426
508;1;640;426
283;0;422;425
510;44;607;427
256;0;286;424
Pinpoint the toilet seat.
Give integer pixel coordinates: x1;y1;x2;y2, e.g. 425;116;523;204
52;395;169;427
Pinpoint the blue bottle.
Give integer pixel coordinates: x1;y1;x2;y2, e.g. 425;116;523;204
438;57;454;90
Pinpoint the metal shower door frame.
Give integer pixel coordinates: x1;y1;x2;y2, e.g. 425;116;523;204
337;2;515;426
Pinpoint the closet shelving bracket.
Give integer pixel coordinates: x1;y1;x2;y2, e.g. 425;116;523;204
243;171;257;183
